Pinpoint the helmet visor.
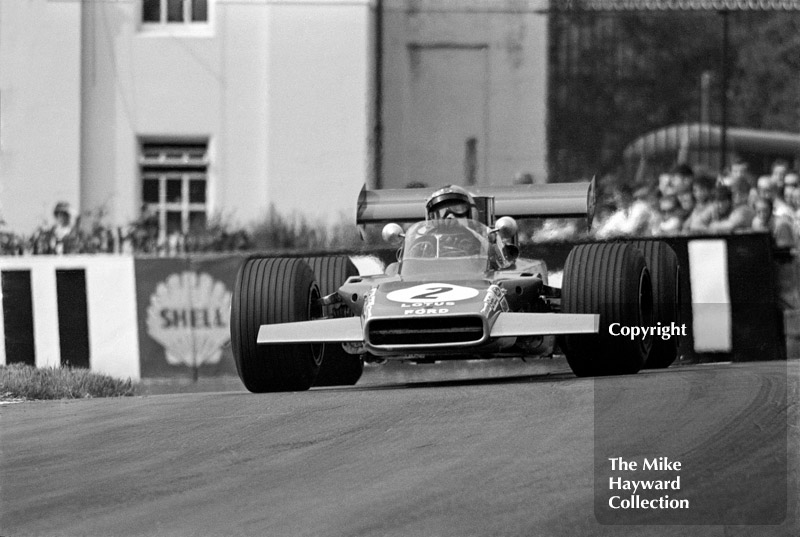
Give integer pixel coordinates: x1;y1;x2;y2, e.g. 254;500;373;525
430;201;472;219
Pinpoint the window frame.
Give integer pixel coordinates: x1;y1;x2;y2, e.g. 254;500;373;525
140;0;212;34
140;141;210;246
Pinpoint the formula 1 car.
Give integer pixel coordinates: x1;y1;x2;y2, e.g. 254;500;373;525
230;183;680;392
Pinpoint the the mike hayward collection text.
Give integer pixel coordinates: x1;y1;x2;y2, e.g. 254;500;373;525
607;457;689;510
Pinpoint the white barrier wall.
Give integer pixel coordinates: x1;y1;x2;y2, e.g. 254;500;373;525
0;256;140;381
687;239;733;353
0;239;788;383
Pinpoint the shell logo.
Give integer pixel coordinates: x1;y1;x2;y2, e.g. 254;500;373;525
146;272;232;367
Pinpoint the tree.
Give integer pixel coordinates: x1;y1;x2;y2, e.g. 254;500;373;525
548;10;799;181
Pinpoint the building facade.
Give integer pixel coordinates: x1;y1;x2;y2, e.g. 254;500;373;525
1;0;551;238
379;0;550;189
1;0;374;236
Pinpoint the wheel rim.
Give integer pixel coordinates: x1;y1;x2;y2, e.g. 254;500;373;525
308;283;324;366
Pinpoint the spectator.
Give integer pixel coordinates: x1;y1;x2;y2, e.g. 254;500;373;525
727;157;754;188
791;186;800;214
708;180;755;233
127;204;160;253
655;194;683;235
594;183;653;238
49;202;79;254
753;197;796;249
683;173;716;232
757;174;795;221
770;159;790;191
657;172;674;197
676;185;694;219
783;172;798;205
670;163;694;195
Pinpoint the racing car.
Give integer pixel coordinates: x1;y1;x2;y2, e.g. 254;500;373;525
230;183;680;392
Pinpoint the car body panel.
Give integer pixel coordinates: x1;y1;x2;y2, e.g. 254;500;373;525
257;311;598;345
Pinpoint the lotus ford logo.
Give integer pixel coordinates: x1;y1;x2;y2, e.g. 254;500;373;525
146;272;232;367
386;283;480;304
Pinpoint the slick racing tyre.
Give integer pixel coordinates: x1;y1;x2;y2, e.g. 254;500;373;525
231;257;322;392
560;242;653;377
631;241;680;369
304;256;364;387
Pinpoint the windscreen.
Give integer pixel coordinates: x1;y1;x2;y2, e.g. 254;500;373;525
400;219;491;277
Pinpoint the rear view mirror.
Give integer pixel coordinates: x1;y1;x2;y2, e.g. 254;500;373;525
381;223;405;244
494;216;518;239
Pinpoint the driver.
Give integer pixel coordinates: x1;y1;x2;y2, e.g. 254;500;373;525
423;185;515;268
419;185;484;257
425;185;479;221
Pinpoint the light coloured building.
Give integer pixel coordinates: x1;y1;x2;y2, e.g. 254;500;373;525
380;0;549;189
1;0;550;239
1;0;374;237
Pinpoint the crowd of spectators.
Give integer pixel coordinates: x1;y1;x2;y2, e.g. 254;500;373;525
0;203;253;256
3;159;800;256
593;159;800;249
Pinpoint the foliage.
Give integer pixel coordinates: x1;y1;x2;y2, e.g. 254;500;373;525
0;363;137;400
183;214;253;253
549;11;800;181
1;203;379;256
729;13;800;132
249;205;369;252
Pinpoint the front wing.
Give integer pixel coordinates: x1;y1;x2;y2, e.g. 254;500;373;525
256;312;599;345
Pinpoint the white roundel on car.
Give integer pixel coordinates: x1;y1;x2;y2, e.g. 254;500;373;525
386;283;480;304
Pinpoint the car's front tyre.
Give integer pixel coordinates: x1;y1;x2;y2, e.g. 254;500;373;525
230;257;322;392
560;242;653;377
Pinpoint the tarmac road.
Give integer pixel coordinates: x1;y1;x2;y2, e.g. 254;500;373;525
1;360;797;537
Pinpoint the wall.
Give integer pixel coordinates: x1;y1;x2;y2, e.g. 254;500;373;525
0;0;83;230
265;1;372;223
3;0;373;234
380;0;550;189
0;255;140;381
1;235;791;384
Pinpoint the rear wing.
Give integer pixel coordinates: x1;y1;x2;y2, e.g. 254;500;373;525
356;180;596;226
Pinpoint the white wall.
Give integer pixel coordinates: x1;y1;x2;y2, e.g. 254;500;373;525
0;0;83;231
0;256;141;381
265;1;372;224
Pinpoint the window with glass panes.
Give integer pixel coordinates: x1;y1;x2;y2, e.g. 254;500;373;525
140;142;208;243
142;0;208;24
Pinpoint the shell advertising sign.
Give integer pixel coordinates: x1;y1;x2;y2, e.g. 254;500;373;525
146;272;231;368
135;257;242;377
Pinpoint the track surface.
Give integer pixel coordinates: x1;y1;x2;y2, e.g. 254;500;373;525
1;360;797;537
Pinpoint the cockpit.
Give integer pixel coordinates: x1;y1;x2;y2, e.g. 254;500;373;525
399;219;511;276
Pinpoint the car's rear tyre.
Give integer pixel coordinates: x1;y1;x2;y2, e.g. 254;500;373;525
304;256;364;387
560;242;653;377
230;257;322;392
631;241;680;369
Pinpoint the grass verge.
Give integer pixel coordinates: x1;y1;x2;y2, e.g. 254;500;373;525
0;364;137;401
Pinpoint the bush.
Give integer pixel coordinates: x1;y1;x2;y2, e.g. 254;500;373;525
250;205;367;251
0;364;137;400
0;203;382;256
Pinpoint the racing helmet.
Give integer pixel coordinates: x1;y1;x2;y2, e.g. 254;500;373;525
425;185;478;220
